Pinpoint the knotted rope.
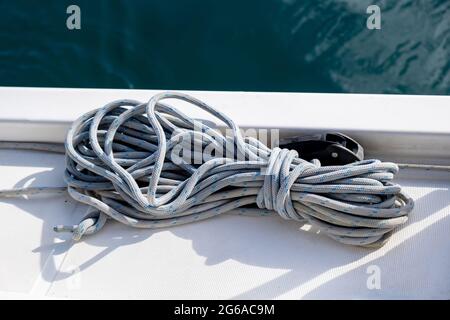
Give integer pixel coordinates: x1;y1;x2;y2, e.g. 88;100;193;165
50;92;413;247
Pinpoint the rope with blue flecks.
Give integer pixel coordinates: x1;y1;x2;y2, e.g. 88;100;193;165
0;92;414;247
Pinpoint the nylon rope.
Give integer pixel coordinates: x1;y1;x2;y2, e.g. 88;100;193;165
0;92;415;247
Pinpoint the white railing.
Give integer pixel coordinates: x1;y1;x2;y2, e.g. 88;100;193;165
1;87;449;164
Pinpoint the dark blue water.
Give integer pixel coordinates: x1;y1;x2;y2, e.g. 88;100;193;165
0;0;448;94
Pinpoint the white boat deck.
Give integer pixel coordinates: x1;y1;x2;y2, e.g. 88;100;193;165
0;88;449;299
1;149;449;299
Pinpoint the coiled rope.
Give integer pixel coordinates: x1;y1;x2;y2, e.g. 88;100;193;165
0;92;414;247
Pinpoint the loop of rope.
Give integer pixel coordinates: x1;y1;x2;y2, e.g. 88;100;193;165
55;92;414;247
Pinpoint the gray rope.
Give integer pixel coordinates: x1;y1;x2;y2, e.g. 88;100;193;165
0;92;415;247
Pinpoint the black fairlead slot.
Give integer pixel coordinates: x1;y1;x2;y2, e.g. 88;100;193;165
280;132;364;166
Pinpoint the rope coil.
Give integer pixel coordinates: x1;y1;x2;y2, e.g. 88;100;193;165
54;91;414;247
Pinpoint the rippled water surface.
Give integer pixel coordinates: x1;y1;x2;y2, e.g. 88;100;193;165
0;0;448;94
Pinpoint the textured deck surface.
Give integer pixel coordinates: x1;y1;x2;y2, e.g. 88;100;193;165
1;149;449;299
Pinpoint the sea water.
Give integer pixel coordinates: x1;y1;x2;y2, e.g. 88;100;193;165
0;0;448;95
